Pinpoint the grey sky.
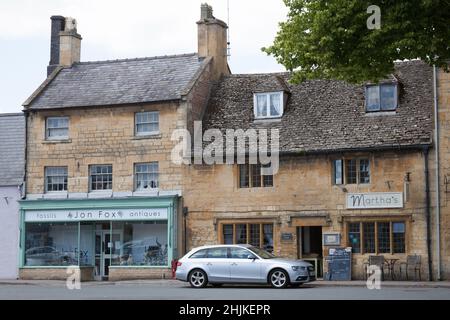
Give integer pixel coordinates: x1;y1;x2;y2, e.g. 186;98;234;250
0;0;288;113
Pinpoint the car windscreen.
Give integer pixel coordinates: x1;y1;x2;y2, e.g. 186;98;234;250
248;246;276;259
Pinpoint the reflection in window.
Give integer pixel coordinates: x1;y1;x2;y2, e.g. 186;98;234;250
111;221;168;266
25;223;78;266
135;162;159;190
378;222;391;253
222;223;274;253
45;166;68;192
348;223;361;253
363;222;376;254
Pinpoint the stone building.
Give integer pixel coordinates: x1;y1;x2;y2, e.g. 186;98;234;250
19;7;228;280
18;4;449;281
0;113;25;279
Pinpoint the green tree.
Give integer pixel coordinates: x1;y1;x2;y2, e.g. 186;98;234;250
263;0;450;83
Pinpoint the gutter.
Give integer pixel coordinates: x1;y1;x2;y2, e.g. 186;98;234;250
423;146;433;281
433;65;441;280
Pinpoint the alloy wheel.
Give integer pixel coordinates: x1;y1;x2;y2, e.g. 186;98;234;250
189;270;207;288
270;270;288;288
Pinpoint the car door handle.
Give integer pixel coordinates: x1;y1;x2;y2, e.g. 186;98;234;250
230;262;237;266
207;262;212;266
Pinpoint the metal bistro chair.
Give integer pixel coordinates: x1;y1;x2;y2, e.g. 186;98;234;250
363;255;386;280
400;255;421;281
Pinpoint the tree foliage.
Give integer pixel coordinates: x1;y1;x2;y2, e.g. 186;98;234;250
263;0;450;83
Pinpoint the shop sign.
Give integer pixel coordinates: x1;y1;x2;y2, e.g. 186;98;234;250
323;233;341;246
25;208;168;222
346;192;403;209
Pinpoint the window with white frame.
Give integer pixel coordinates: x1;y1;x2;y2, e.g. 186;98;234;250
89;165;112;191
46;117;69;140
45;166;68;192
365;84;398;112
135;112;159;136
254;92;283;119
135;162;159;191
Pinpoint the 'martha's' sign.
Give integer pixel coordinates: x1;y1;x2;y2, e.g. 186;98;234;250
346;192;403;209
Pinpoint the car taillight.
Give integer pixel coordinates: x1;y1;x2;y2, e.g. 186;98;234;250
177;261;182;267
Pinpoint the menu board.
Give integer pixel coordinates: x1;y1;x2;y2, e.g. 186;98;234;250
324;247;352;281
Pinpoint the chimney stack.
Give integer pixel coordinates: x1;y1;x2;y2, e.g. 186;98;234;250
197;3;229;79
47;16;82;76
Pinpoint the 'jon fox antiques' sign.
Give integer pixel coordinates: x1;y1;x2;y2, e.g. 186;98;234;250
346;192;403;209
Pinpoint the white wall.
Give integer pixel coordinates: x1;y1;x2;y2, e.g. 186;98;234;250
0;186;20;279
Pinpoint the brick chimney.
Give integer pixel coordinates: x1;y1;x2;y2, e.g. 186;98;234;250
197;3;230;79
47;16;82;76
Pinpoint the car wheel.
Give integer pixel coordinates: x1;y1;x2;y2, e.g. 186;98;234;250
269;269;290;288
211;283;223;288
189;269;208;288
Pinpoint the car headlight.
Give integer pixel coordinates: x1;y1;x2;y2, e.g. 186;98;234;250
292;266;307;271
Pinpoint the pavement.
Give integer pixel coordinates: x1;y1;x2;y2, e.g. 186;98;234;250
1;278;450;288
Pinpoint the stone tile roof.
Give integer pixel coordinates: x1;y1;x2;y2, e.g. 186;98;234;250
0;113;25;186
203;60;433;153
24;53;206;109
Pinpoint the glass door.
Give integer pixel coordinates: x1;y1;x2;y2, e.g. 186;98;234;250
95;230;122;280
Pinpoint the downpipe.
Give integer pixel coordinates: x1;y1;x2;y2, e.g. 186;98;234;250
423;147;433;281
433;65;441;280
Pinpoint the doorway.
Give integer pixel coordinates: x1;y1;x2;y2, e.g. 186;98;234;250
94;229;122;280
297;226;323;278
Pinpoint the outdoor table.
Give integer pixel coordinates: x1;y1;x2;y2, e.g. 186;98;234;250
384;258;399;280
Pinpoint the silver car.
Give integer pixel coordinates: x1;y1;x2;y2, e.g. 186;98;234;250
175;244;315;288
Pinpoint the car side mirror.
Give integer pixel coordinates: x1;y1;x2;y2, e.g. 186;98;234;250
247;255;256;260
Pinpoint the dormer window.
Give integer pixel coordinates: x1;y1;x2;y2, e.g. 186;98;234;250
254;92;283;119
365;84;398;112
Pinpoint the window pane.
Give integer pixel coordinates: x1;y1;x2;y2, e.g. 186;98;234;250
256;95;267;117
333;159;343;185
346;159;357;184
25;223;78;266
235;224;247;244
223;225;233;244
45;167;68;192
249;224;260;247
135;162;159;190
111;221;168;266
90;165;112;191
380;85;397;110
251;164;261;188
393;222;406;253
207;247;228;258
135;112;159;135
190;249;208;258
262;164;273;187
378;222;391;253
269;93;281;117
366;86;380;111
363;222;375;253
263;224;273;252
348;223;361;253
359;159;370;184
239;164;249;188
230;247;251;259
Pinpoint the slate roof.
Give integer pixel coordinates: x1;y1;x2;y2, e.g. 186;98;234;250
203;60;433;153
24;53;207;109
0;113;25;186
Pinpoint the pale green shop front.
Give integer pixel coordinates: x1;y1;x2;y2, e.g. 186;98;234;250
19;197;179;281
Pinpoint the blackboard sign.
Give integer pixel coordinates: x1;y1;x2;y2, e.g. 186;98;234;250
281;233;293;241
324;247;352;281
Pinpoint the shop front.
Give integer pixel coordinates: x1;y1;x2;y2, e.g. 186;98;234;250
19;197;178;281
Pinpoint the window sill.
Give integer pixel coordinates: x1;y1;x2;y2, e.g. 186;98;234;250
364;111;397;116
42;139;72;144
253;118;282;124
132;133;161;140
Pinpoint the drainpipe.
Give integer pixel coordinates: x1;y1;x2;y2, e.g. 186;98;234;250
423;146;433;281
433;65;441;280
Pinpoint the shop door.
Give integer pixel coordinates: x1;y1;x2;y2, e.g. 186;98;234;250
95;231;122;280
297;226;323;278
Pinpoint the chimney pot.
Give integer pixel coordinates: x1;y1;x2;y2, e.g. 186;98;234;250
200;3;213;20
